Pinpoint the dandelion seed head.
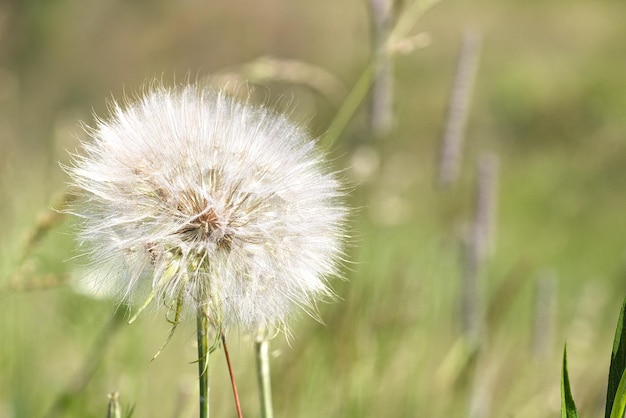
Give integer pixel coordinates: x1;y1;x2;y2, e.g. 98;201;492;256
67;84;347;332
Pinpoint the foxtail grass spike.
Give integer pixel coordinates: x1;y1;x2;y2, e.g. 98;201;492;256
437;28;482;188
460;153;498;346
473;153;499;261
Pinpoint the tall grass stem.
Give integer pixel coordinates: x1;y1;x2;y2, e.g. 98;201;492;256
388;0;440;45
255;332;274;418
322;62;376;148
460;153;498;346
368;0;395;138
322;0;438;147
460;232;482;346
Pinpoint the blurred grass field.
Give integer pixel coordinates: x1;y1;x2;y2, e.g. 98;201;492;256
2;0;626;417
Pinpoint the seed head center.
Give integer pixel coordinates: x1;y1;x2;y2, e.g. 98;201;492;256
199;208;220;235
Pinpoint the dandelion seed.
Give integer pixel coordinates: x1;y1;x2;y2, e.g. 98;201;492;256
66;83;347;333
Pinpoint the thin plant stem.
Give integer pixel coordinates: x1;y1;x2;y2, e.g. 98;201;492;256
368;0;395;138
255;332;274;418
322;62;376;148
460;232;481;348
221;333;243;418
235;56;348;105
460;154;498;347
388;0;440;46
197;309;210;418
321;0;439;148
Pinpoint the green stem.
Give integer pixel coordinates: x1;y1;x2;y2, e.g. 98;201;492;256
321;0;440;148
255;333;274;418
197;310;210;418
321;61;376;148
388;0;440;45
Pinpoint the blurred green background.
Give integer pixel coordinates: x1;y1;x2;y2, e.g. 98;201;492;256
2;0;626;417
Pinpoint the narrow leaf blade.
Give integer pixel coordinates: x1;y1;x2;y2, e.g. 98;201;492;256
562;345;579;418
609;369;626;418
606;297;626;418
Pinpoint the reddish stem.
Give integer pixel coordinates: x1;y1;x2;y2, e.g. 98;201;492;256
221;333;243;418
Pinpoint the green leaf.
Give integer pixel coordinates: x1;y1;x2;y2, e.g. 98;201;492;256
561;345;579;418
606;297;626;418
609;369;626;418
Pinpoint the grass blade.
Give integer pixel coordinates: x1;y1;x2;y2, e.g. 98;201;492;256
609;369;626;418
561;345;579;418
606;297;626;418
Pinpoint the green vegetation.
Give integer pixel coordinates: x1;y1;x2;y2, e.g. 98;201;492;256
2;1;626;417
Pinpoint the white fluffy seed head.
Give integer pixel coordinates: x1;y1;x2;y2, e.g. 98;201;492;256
67;84;347;332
